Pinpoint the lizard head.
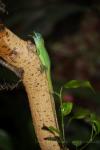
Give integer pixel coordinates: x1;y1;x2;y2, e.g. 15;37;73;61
33;32;44;49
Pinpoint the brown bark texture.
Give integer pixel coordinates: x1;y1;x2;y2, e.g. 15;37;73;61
0;24;61;150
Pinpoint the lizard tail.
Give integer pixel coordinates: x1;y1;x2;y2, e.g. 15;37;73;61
47;68;53;93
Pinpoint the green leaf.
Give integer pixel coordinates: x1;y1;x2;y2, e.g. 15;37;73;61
61;102;73;116
48;126;61;135
93;121;100;134
44;136;59;141
72;140;82;147
90;114;100;134
64;80;94;92
42;125;61;136
92;123;97;133
74;107;90;119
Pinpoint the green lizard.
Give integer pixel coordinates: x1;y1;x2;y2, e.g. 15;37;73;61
32;32;53;93
32;32;59;128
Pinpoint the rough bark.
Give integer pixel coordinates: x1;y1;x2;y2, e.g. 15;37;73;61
0;24;61;150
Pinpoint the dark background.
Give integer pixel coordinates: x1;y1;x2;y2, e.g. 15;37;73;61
0;0;100;149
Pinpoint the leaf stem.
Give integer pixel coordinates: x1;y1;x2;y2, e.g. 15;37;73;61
59;87;66;146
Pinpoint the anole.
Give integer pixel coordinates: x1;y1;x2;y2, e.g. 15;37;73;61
31;32;58;127
32;32;53;93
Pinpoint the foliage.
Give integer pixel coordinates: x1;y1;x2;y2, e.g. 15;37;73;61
46;80;100;150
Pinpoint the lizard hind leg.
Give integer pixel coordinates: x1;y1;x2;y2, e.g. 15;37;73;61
40;64;47;73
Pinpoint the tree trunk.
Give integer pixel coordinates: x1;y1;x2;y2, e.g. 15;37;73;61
0;24;61;150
